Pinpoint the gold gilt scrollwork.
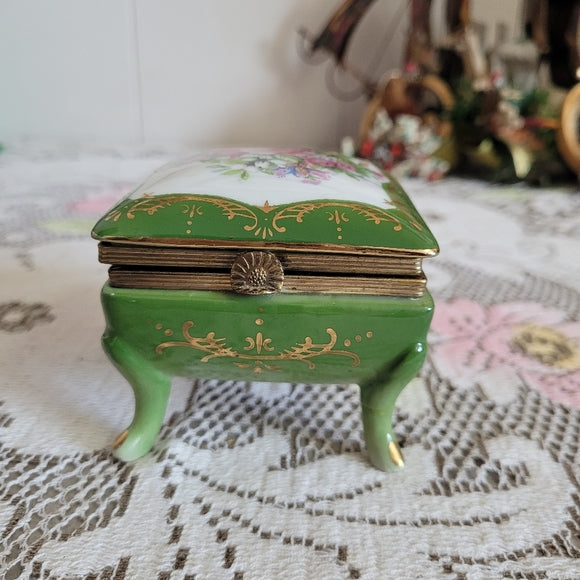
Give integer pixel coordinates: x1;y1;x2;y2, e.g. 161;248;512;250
270;201;406;232
383;181;424;231
155;321;361;373
107;194;259;231
106;194;422;240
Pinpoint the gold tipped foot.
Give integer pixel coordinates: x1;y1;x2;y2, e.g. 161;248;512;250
389;440;405;468
113;429;129;450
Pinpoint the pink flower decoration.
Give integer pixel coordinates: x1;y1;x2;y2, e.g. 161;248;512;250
70;186;132;215
430;299;580;408
303;155;355;172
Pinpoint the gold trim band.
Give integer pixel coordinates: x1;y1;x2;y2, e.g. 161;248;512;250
98;243;424;276
93;235;439;258
107;268;426;298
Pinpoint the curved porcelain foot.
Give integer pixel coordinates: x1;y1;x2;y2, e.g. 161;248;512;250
360;342;427;471
102;334;171;461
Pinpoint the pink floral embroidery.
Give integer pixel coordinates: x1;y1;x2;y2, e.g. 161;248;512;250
430;299;580;408
70;186;132;215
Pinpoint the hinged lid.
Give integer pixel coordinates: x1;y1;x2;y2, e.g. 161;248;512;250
92;149;438;257
93;149;438;297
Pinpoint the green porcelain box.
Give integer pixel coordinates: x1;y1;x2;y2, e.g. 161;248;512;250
92;149;438;471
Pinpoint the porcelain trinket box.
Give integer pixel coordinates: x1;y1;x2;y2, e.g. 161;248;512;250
92;149;438;471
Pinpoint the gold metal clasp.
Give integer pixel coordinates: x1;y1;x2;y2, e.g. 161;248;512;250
230;251;284;295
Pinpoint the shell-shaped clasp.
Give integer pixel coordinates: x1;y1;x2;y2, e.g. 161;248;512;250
230;251;284;295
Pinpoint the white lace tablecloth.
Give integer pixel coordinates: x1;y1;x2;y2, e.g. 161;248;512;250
1;145;579;579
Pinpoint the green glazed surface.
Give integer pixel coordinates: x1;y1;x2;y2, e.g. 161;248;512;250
101;284;433;471
92;150;438;255
95;150;438;471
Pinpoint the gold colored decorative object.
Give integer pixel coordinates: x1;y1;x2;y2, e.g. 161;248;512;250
112;429;129;450
388;440;405;468
230;251;284;295
155;320;364;374
105;194;424;241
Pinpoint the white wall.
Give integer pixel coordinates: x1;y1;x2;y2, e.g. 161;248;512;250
0;1;524;149
0;0;409;149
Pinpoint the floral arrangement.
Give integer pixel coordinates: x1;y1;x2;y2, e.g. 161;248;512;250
203;150;384;185
350;75;572;184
